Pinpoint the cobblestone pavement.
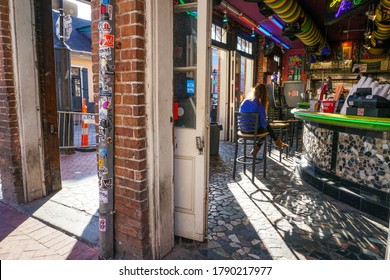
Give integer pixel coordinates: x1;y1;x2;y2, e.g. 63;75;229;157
164;141;389;260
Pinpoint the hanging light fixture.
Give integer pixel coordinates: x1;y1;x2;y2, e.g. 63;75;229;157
223;9;228;23
251;27;256;38
268;16;284;30
320;46;330;56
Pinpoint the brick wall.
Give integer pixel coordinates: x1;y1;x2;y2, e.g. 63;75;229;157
0;1;24;203
256;36;266;85
92;0;150;259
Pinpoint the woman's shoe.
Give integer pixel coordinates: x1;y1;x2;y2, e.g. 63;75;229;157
275;138;288;150
250;145;261;157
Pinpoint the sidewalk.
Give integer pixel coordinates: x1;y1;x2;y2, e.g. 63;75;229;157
0;151;99;260
17;151;100;247
0;202;98;260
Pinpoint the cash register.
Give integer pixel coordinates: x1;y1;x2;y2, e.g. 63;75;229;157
346;88;390;117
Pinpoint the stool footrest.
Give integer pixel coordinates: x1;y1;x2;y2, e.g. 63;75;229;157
236;156;263;165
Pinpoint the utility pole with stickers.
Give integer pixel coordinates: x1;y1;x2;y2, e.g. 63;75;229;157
98;0;115;260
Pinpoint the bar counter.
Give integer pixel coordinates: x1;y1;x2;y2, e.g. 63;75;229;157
293;110;390;221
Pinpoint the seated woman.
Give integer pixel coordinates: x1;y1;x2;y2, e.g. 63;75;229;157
239;83;288;156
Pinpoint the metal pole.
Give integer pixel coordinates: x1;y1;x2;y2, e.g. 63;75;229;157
98;0;115;259
386;214;390;260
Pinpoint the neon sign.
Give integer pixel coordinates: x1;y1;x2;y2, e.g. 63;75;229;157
173;0;198;19
335;0;353;17
329;0;362;8
326;0;371;23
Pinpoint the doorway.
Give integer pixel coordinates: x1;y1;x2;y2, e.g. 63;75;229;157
227;51;254;142
211;47;229;140
172;0;211;242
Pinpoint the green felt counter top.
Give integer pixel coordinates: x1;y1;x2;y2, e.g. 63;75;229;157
292;109;390;131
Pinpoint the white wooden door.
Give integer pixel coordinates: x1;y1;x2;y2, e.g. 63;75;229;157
173;0;211;241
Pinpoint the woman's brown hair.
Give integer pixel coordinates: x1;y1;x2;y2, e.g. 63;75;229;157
252;83;269;112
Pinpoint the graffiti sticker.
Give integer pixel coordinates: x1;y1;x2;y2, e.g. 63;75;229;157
98;21;112;34
99;190;108;204
99;47;112;60
99;217;107;232
99;57;115;75
100;149;108;159
100;33;114;48
101;178;113;190
99;166;108;176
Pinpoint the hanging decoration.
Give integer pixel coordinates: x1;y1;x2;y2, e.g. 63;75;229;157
262;0;326;47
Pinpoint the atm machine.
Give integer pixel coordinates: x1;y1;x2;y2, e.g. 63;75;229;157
283;81;305;108
267;83;283;120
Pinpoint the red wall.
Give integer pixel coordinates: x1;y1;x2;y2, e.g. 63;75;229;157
281;48;307;85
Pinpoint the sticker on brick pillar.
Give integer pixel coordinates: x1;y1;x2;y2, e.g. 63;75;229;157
100;33;114;48
99;166;108;176
101;178;113;190
99;217;107;232
99;47;112;60
100;149;108;159
98;21;112;34
99;190;108;204
100;58;115;76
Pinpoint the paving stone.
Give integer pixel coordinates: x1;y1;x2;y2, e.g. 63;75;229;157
228;234;241;243
229;242;241;248
213;225;227;232
211;248;230;258
236;247;250;255
207;240;221;249
225;224;234;231
251;239;261;245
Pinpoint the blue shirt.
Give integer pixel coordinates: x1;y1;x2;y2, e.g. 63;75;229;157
239;98;267;129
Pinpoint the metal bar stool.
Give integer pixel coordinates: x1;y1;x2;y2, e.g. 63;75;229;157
268;122;289;162
295;119;303;151
272;119;299;148
233;112;268;182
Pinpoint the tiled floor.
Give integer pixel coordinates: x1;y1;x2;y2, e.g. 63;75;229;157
164;141;389;260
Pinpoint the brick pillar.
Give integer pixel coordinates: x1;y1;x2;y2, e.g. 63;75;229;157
0;1;24;204
256;36;266;84
92;0;150;259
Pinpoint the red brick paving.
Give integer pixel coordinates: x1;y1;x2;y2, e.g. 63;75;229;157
60;151;98;181
0;202;99;260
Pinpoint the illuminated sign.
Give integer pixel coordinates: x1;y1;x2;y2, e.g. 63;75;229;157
325;0;373;25
173;0;198;19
